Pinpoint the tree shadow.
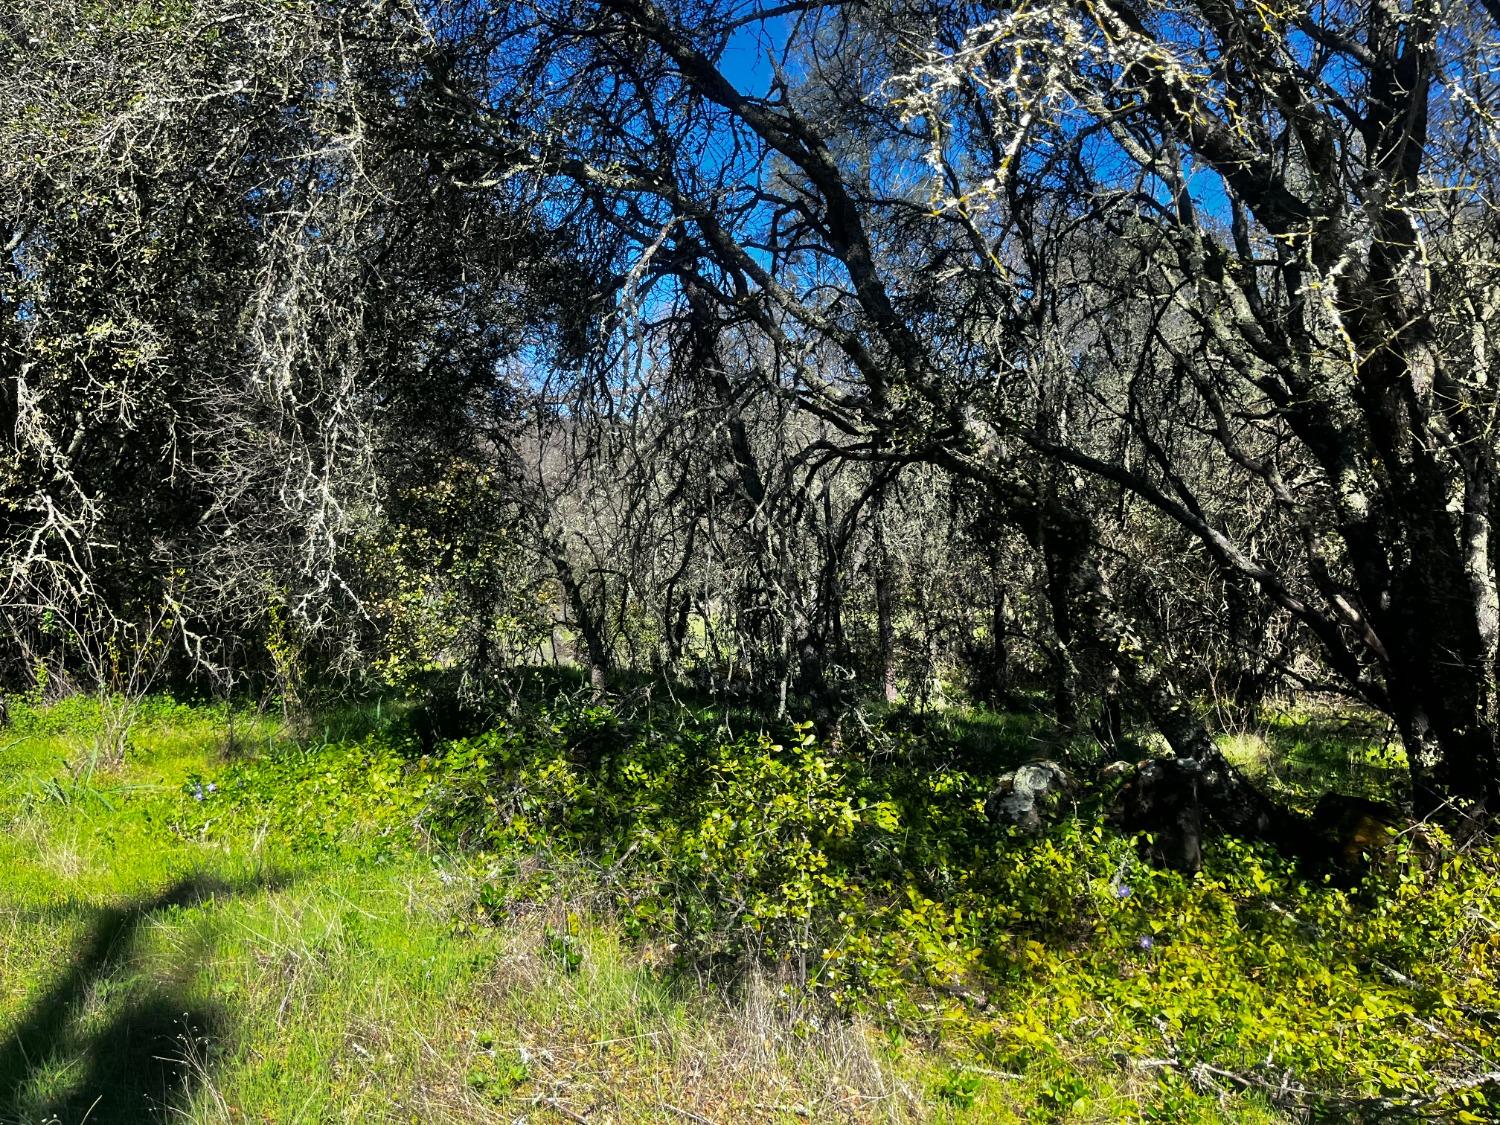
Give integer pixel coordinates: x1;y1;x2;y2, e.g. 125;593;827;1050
0;871;288;1124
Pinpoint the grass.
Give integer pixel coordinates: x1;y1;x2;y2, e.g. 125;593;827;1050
1218;703;1407;810
2;692;1496;1123
0;698;1012;1123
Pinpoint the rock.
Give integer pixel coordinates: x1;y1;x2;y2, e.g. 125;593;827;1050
1115;757;1205;872
1111;751;1300;874
985;760;1076;833
1310;793;1404;879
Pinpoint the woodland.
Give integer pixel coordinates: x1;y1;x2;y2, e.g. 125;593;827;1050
3;0;1500;1120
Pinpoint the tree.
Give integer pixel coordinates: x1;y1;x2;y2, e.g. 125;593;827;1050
447;0;1500;821
893;0;1500;816
0;0;584;696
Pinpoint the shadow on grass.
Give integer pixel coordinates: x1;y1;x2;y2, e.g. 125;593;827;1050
0;871;287;1124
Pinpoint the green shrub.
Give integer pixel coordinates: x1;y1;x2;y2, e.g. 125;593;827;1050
195;694;1500;1118
441;698;1500;1118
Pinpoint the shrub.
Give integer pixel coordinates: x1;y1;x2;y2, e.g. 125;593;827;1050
196;694;1500;1118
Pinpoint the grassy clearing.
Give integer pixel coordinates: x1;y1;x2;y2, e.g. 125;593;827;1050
0;699;1000;1124
2;694;1498;1123
1215;705;1407;812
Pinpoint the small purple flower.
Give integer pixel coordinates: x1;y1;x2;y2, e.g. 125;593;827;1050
191;784;205;802
1138;935;1155;950
1113;883;1132;900
206;782;217;794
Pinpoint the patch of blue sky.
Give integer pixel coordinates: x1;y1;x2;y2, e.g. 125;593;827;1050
721;10;782;96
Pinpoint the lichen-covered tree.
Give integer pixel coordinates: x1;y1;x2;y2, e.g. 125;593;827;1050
443;0;1500;823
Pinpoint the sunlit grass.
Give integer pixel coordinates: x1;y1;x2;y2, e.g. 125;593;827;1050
9;692;1488;1123
1219;703;1406;810
0;698;1021;1123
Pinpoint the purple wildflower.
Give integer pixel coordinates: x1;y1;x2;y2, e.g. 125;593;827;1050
1113;883;1132;900
1138;935;1154;950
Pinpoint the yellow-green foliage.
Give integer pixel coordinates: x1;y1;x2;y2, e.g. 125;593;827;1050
0;698;941;1123
355;467;554;689
10;693;1497;1121
356;700;1498;1121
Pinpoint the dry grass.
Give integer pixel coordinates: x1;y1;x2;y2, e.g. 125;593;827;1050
438;907;919;1124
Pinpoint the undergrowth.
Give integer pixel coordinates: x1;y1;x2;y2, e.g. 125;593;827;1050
0;695;920;1122
209;693;1500;1120
3;690;1498;1121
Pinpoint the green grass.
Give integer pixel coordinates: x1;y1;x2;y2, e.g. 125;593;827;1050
3;694;1497;1123
0;699;1018;1123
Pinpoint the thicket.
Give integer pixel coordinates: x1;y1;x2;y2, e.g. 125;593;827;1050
6;0;1500;836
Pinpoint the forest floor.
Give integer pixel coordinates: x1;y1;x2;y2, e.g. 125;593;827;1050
0;693;1496;1123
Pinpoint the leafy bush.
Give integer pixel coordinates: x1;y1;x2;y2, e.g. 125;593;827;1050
449;700;1500;1117
193;694;1500;1118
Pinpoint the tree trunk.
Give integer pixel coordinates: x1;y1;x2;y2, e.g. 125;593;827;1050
1042;535;1082;732
1333;388;1500;819
977;583;1012;707
875;552;898;705
1224;574;1275;715
547;537;610;697
1068;534;1297;866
